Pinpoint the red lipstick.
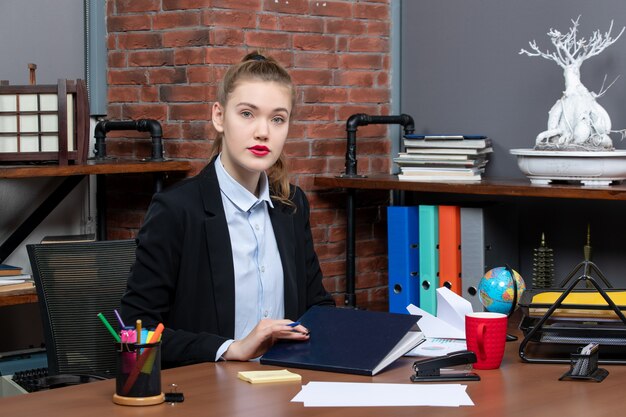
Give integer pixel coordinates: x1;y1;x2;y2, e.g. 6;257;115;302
248;145;270;156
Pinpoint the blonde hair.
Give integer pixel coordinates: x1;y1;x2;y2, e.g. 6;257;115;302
210;51;295;207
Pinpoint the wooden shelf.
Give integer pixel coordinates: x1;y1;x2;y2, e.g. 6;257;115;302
0;285;37;307
314;175;626;201
0;158;191;179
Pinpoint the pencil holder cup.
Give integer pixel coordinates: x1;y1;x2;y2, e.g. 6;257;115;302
113;342;165;406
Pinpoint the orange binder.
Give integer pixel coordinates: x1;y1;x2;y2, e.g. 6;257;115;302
438;205;462;295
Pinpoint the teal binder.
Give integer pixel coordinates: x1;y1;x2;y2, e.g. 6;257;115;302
387;206;420;314
418;205;439;315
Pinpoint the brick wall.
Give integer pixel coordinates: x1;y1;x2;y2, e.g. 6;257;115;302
105;0;392;310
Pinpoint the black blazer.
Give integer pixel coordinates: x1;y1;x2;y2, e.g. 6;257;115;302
121;159;334;368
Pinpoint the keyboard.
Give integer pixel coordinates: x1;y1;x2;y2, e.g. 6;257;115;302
12;367;49;392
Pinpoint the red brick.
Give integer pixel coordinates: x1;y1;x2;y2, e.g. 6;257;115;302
187;65;220;83
160;85;214;102
108;69;148;85
339;54;383;70
108;51;127;68
315;242;345;260
349;37;389;53
107;86;140;102
129;50;175;67
311;139;344;156
325;19;367;35
148;68;187;84
376;72;389;87
310;1;352;18
152;11;201;29
283;140;310;157
161;123;182;139
305;122;344;139
293;34;335;51
294;53;339;69
279;16;324;33
166;140;212;158
354;3;389;20
121;103;168;120
290;157;328;174
212;28;245;46
263;0;308;14
287;123;306;140
118;32;162;50
258;14;279;30
106;104;123;119
108;14;151;32
202;10;256;28
244;32;291;49
348;87;389;103
205;48;248;64
337;105;381;121
335;70;375;87
175;48;206;65
163;29;211;47
212;0;261;9
162;0;211;10
291;69;332;86
303;87;348;104
181;122;214;139
367;20;389;36
115;0;159;14
295;105;335;121
141;86;159;102
170;103;212;120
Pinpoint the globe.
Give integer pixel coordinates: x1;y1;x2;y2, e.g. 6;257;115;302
478;267;526;315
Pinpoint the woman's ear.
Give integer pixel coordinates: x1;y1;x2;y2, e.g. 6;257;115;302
212;102;225;133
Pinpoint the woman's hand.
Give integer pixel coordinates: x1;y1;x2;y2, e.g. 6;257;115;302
222;319;310;361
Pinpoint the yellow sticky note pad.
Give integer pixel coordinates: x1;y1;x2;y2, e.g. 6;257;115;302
237;369;302;384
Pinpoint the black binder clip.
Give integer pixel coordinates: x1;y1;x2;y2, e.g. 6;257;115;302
411;350;481;382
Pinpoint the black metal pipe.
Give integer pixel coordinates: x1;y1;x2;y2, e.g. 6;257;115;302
343;113;415;177
341;113;415;308
94;119;164;161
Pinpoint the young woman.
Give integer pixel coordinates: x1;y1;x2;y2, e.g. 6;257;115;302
121;52;335;368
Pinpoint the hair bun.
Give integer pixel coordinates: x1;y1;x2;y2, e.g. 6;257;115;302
248;53;267;62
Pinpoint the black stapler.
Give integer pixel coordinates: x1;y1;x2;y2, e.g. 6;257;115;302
411;350;481;382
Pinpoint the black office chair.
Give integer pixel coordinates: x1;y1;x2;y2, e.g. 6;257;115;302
26;239;136;389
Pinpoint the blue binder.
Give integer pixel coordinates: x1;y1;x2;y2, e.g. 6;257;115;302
418;205;439;315
387;206;420;314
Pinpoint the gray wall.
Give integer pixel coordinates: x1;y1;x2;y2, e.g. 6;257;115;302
400;1;626;286
401;1;626;178
0;0;84;84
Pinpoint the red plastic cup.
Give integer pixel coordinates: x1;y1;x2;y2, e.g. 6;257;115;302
465;312;508;370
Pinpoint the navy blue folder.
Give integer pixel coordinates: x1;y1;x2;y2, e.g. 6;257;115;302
260;306;423;376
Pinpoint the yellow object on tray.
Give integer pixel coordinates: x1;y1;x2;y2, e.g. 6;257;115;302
529;291;626;320
237;369;302;384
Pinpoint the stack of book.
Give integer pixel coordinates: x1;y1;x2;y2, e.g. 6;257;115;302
0;264;33;289
394;134;492;181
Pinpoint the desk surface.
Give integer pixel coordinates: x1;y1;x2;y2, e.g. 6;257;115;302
1;331;624;417
0;159;191;179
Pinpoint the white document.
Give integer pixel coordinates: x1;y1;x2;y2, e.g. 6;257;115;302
292;381;474;407
406;337;467;357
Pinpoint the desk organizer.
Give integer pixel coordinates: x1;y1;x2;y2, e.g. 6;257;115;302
0;79;90;165
559;348;609;382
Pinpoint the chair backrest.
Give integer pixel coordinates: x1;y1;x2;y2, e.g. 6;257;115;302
27;239;136;377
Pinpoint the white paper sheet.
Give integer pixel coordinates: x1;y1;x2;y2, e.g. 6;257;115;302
406;304;465;339
291;381;474;407
406;337;467;357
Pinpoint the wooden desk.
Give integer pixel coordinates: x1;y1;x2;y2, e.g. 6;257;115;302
1;334;623;417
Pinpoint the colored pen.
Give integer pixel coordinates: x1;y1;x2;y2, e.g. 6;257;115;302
114;309;126;328
97;312;121;343
122;323;165;395
136;319;142;345
287;321;301;327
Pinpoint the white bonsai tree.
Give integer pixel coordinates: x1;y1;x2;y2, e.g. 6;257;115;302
520;17;625;151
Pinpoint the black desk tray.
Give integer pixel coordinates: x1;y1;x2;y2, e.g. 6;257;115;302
518;261;626;364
